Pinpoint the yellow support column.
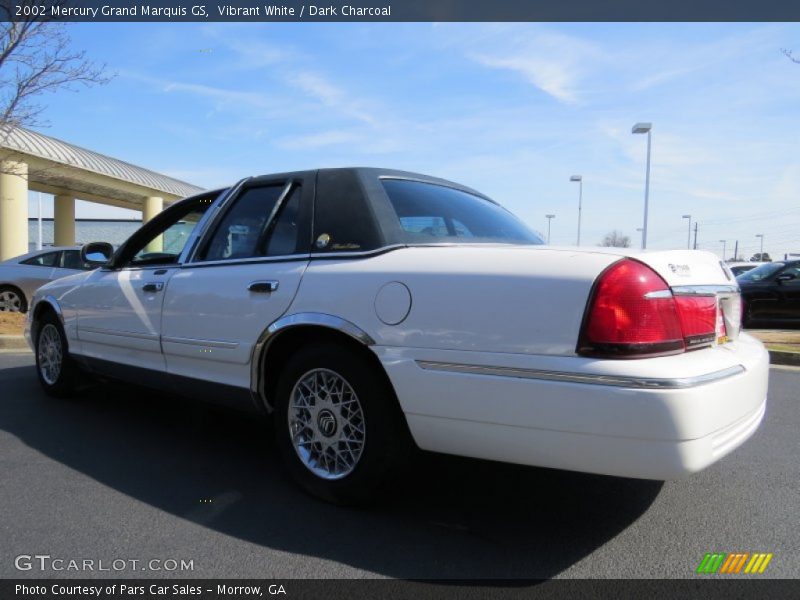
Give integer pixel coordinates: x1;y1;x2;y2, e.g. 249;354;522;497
0;160;29;261
143;196;163;252
54;194;76;247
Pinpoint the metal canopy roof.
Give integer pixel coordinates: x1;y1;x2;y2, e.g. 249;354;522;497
0;126;204;200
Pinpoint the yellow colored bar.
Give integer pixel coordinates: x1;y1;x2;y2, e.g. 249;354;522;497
758;554;774;573
746;554;765;573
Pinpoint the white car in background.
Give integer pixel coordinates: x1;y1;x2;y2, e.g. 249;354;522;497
25;168;769;504
0;247;94;312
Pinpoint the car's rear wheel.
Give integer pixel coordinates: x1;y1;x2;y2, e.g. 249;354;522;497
35;313;79;397
273;342;404;505
0;286;26;312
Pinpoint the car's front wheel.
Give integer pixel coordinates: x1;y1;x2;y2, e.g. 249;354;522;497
273;342;404;505
0;285;26;312
35;313;79;397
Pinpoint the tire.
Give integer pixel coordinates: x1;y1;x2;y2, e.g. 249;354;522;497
273;341;404;505
0;285;27;312
35;312;79;397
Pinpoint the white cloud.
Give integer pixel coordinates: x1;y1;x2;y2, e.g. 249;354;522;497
456;27;603;104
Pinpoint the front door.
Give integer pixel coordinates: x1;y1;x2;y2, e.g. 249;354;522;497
73;195;216;372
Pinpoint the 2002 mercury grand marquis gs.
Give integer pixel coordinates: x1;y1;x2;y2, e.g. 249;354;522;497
26;168;769;504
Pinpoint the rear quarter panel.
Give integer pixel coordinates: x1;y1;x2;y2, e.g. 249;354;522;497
289;246;618;355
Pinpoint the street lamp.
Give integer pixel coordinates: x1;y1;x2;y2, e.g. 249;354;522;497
570;175;582;246
756;234;764;259
636;227;644;248
719;239;727;261
682;214;691;249
545;214;556;244
632;122;652;250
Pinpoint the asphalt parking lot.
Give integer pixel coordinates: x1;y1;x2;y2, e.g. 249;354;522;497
0;351;797;580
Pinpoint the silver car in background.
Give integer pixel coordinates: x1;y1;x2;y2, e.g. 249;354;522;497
0;247;95;312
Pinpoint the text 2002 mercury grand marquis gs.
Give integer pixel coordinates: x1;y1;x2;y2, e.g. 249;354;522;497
26;168;769;504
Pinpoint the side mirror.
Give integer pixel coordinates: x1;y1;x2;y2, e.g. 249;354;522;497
80;242;114;267
776;273;797;283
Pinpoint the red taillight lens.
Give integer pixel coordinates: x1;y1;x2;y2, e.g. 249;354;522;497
579;259;684;357
674;296;717;348
579;259;722;358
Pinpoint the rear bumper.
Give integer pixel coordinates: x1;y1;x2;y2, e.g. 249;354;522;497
376;334;770;479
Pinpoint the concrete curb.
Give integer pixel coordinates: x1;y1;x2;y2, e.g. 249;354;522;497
769;350;800;367
0;335;29;351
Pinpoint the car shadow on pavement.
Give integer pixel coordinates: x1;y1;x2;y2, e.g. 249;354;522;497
0;365;663;579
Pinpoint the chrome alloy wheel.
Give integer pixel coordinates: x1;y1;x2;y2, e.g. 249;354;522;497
0;289;22;312
38;323;63;385
288;368;366;480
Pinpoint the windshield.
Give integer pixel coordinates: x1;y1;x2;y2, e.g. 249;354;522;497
737;262;784;282
382;178;543;245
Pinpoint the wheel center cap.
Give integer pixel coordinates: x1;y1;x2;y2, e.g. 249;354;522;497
317;409;338;438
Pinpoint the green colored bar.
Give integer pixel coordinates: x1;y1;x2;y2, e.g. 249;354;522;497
709;553;726;573
696;554;712;574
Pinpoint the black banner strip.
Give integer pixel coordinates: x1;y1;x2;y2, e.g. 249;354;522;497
2;0;800;22
3;579;800;600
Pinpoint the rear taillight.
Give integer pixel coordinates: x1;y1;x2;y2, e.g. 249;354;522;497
578;258;717;358
674;296;716;348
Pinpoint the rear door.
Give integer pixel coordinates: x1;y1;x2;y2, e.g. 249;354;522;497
160;175;313;390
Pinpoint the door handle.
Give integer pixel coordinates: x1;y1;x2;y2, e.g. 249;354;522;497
142;282;165;293
248;280;279;293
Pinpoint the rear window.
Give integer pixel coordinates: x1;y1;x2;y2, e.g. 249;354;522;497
21;251;60;267
382;179;542;245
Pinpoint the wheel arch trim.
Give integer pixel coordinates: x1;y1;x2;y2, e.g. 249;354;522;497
250;312;376;411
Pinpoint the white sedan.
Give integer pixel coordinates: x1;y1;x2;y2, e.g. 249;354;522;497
25;168;769;504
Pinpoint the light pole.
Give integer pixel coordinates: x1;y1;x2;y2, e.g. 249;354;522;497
756;234;764;259
632;122;652;250
719;239;727;261
545;214;555;244
682;214;691;249
636;227;643;248
570;175;582;246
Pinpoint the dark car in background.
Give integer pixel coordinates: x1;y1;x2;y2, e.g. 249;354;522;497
738;260;800;327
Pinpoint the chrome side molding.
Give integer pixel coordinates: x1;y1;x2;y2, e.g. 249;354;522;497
416;360;745;390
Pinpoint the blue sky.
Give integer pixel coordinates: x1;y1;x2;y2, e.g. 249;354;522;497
27;22;800;260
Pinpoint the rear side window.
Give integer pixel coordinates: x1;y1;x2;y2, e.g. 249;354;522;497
199;184;302;261
21;251;60;267
382;179;542;245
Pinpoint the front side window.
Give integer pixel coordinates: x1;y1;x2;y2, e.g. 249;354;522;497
21;251;60;267
61;250;92;270
129;207;209;267
382;179;542;245
199;184;301;261
113;191;221;268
